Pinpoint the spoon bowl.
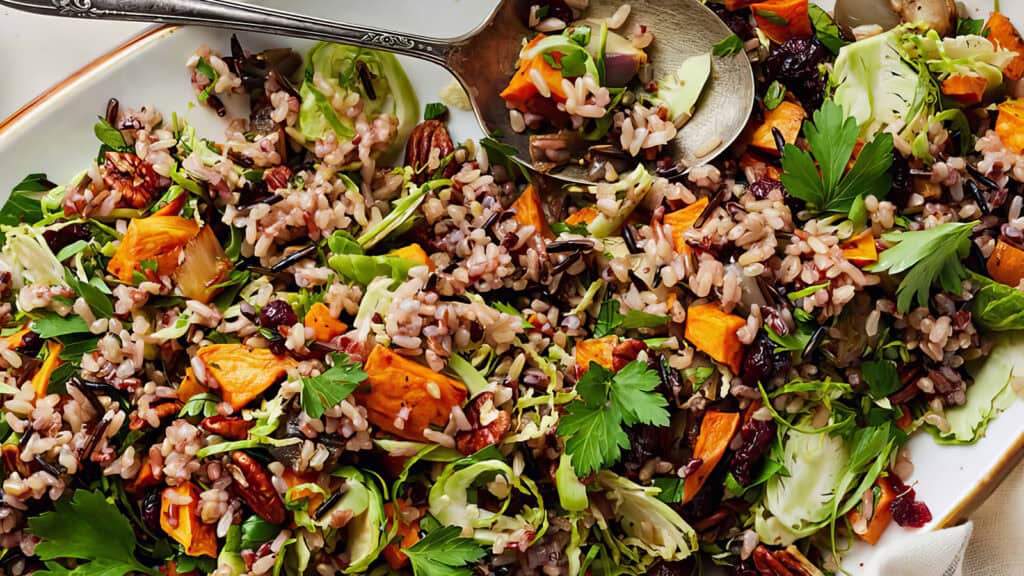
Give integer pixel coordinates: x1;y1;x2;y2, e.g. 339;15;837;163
1;0;754;183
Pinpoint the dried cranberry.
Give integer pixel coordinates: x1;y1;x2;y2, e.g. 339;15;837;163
268;338;287;356
141;489;162;533
259;299;297;330
622;423;674;471
732;559;760;576
730;417;777;485
42;223;91;256
741;331;790;387
763;37;829;111
888;152;914;208
710;4;755;39
16;331;44;356
748;177;784;200
888;476;932;528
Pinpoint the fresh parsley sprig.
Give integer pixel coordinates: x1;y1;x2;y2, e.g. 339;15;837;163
868;221;977;313
300;352;367;419
781;100;894;215
558;360;670;476
403;525;487;576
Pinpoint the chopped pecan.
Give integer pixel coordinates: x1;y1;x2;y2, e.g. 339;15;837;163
200;416;254;440
455;392;511;455
129;400;184;431
228;451;286;524
773;546;824;576
405;120;456;184
103;151;161;209
263;165;293;192
752;545;799;576
612;339;648;371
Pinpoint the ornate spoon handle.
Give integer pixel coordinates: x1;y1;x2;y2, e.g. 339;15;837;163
0;0;454;65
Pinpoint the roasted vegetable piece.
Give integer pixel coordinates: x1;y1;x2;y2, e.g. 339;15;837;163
195;344;297;410
751;101;807;155
389;243;435;271
500;35;569;110
382;500;421;569
996;100;1024;154
941;74;989;106
846;476;898;545
841;230;878;266
665;197;710;255
281;468;323;513
684;303;746;373
107;215;199;283
355;345;468;441
173;225;231;304
564;206;599;226
682;410;741;505
750;0;812;45
987;239;1024;287
30;341;62;399
986;12;1024;80
304;302;348;342
575;335;619;376
160;483;217;557
176;367;208;402
510;184;555;240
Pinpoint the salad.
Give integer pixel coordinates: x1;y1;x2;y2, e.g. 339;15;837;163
2;1;1024;576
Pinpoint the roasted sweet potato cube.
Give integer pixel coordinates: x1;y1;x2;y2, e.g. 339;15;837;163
684;303;746;373
195;344;296;410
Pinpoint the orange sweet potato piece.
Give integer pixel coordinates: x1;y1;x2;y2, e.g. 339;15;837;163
996;100;1024;154
161;483;217;558
986;12;1024;80
682;410;741;505
847;476;898;545
575;335;619;377
500;36;569;110
684;303;746;373
382;500;421;569
176;368;208;402
665;197;710;254
751;101;806;155
390;244;435;271
941;74;989;106
511;184;554;240
128;457;161;493
987;239;1024;287
31;341;62;399
841;230;878;266
750;0;812;45
196;344;297;410
564;206;599;227
151;189;188;217
107;215;199;283
355;346;468;441
304;302;348;342
281;469;324;513
173;225;231;304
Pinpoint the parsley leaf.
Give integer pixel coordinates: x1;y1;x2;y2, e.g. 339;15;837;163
764;81;786;110
593;299;624;337
30;314;90;339
0;173;55;228
93;117;129;151
301;353;367;419
781;100;894;215
867;221;976;313
558;360;670;475
862;359;901;399
809;4;848;54
403;525;486;576
712;34;744;57
64;269;113;319
424;102;448;121
28;489;158;576
957;17;986;36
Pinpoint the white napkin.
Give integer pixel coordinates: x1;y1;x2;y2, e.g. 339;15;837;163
862;464;1024;576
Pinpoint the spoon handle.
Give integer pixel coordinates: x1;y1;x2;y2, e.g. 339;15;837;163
1;0;454;65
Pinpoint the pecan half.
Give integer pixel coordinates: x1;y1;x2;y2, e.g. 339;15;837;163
612;339;648;371
200;416;254;440
228;451;286;524
103;151;161;209
129;401;184;431
773;546;824;576
405;120;456;184
455;392;511;455
752;546;795;576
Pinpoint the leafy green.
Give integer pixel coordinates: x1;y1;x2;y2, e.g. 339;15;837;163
712;34;744;57
593;471;698;563
64;269;113;319
786;282;830;302
652;477;685;504
551;220;590;235
241;515;279;549
356;182;428;249
424;102;448;121
558;361;670;475
28;489;158;576
957;17;987;36
868;221;976;313
493;301;534;329
93;118;129;151
179;392;221;418
301;353;367;419
763;81;786;110
556;453;589;512
328;253;419;285
30;314;90;339
0;173;54;227
620;310;670;329
593;299;623;338
861;359;901;399
403;525;487;576
969;272;1024;331
781;100;894;214
194;58;218;103
809;4;847;54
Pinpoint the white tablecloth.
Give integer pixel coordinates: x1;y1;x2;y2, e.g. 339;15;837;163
1;7;1022;575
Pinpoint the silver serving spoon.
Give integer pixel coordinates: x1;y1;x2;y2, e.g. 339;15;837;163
1;0;754;183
